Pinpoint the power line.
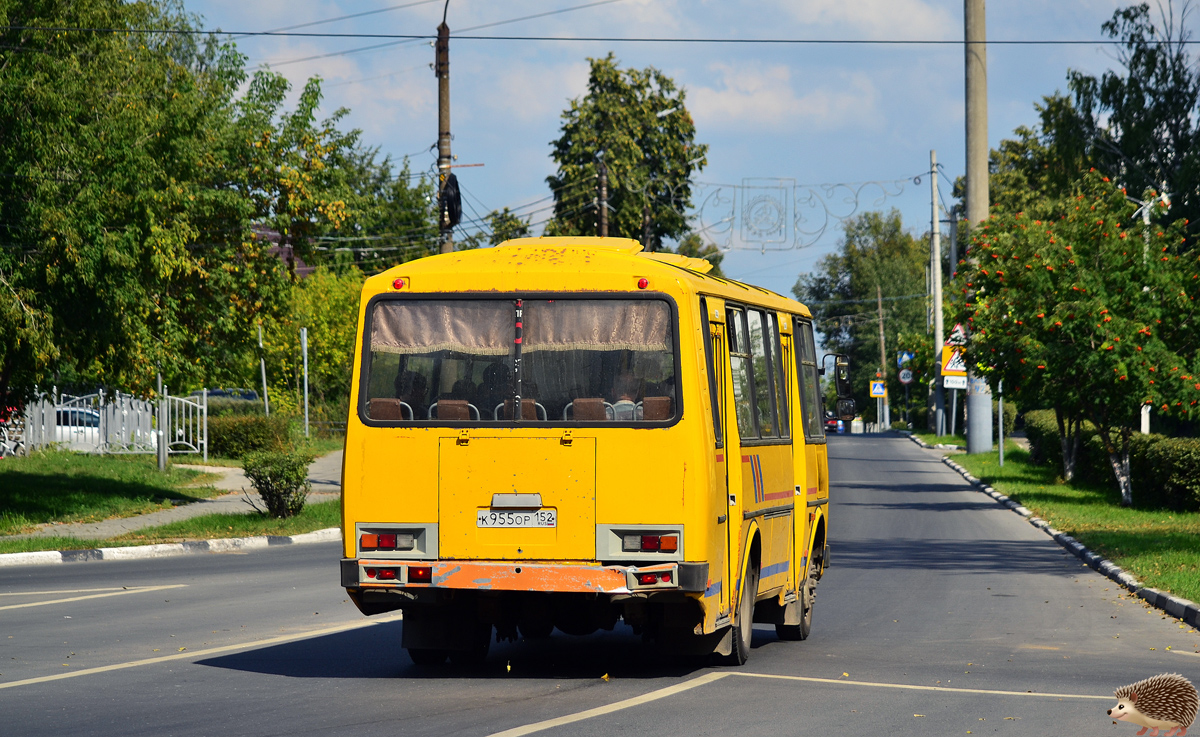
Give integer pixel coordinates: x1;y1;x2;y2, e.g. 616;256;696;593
257;0;442;34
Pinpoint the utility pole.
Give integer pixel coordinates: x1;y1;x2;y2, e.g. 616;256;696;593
258;324;270;416
877;284;890;428
931;150;946;436
964;0;993;453
642;203;652;252
435;14;453;254
598;160;608;237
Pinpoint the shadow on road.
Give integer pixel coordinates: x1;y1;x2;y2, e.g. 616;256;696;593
831;537;1074;574
195;620;777;679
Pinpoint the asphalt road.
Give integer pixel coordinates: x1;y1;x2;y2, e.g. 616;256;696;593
2;435;1197;737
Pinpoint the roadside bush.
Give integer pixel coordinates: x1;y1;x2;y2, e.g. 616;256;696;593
242;448;314;518
891;420;910;431
207;397;263;417
207;414;290;458
993;399;1017;438
1023;410;1200;511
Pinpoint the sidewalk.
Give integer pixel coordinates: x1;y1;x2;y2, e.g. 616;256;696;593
8;451;343;541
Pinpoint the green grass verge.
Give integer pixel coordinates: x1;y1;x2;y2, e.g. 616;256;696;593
953;447;1200;604
0;451;223;535
910;430;967;447
0;500;341;554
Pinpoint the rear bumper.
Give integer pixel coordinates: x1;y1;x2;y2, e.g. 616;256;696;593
342;558;708;594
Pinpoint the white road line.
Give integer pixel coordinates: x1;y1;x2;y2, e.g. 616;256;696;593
0;585;189;611
0;614;403;690
490;670;1113;735
734;672;1112;700
0;587;135;597
1174;650;1200;659
487;672;732;737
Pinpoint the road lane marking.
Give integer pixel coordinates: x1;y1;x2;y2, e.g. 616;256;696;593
0;614;403;690
488;672;732;737
0;585;189;611
1174;650;1200;659
0;587;134;596
490;670;1112;735
734;672;1112;700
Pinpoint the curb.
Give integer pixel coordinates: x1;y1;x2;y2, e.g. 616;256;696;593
0;528;342;568
906;432;1200;628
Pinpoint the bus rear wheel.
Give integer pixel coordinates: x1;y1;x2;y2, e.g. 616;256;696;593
775;574;815;641
722;564;758;665
407;648;448;666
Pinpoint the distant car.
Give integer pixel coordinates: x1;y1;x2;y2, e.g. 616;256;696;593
824;410;840;433
55;408;102;451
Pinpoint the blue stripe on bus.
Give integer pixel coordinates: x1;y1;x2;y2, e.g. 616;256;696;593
761;560;790;579
704;581;722;598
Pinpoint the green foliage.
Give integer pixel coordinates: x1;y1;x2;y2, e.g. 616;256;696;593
1068;2;1200;234
207;414;291;458
963;171;1200;503
793;210;929;420
242;448;315;518
206;397;263;417
458;207;532;249
1024;409;1199;511
994;397;1018;437
546;54;707;249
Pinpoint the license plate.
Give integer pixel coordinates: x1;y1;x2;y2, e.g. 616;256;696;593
476;509;557;528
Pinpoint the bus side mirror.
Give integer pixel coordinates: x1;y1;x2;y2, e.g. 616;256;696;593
836;398;856;421
823;353;854;399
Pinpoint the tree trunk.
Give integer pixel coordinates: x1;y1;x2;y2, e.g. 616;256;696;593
1096;423;1134;506
1054;406;1083;482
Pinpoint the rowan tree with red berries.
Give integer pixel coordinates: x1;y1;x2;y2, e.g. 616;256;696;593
962;171;1199;505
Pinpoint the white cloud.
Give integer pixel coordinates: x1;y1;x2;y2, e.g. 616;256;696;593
472;60;591;125
773;0;956;40
689;63;880;131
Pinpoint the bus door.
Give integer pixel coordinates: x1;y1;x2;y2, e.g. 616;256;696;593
701;297;730;618
727;306;795;596
793;319;827;579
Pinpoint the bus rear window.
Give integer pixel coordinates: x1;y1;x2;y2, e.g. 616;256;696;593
362;298;677;424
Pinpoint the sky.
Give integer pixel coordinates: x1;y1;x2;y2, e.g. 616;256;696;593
182;0;1171;297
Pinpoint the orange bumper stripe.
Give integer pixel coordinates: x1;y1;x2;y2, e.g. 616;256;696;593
430;561;630;593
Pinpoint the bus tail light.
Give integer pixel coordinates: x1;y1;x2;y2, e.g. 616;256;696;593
641;535;660;551
637;572;659;585
378;533;397;549
621;533;679;553
659;535;678;553
376;568;398;580
360;531;416;552
409;566;432;583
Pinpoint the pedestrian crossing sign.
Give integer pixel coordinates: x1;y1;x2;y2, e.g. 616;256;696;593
941;345;967;377
869;380;887;398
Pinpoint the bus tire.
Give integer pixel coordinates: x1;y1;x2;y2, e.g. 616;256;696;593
407;648;448;666
722;564;758;665
775;574;815;641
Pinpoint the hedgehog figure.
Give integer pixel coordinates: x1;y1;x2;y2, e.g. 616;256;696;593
1107;673;1198;736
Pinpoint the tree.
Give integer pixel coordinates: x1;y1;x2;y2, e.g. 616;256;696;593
545;53;707;250
0;0;369;399
792;210;929;420
1068;1;1200;233
458;207;532;250
962;171;1199;504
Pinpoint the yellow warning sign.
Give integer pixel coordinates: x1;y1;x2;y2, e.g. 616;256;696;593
941;345;967;377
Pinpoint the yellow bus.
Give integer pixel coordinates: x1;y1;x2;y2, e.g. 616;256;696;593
339;237;854;665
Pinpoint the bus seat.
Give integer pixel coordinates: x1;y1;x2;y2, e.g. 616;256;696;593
498;398;545;421
430;399;476;420
641;396;673;421
369;398;413;421
571;398;611;421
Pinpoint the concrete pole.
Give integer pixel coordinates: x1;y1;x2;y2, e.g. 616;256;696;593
931;150;946;436
258;324;270;416
965;0;993;453
301;327;309;438
598;160;608;237
877;284;890;427
436;21;453;254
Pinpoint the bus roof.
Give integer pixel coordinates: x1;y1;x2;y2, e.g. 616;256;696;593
366;236;812;318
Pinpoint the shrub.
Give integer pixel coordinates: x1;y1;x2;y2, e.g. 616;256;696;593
242;448;315;518
207;397;263;417
1023;409;1200;511
891;420;910;431
993;398;1017;438
207;414;290;458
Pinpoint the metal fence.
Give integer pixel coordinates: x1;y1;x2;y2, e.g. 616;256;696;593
22;387;207;460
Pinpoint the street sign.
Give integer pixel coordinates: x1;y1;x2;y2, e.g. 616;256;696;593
946;323;968;346
898;368;914;385
941;345;967;377
897;350;914;367
869;380;887;398
943;375;967;390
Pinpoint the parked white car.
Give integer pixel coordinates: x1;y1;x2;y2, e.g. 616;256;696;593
55;408;102;451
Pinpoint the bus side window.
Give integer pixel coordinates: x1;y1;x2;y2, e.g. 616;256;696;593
746;309;778;437
727;308;758;440
796;321;824;439
769;313;790;438
701;298;723;448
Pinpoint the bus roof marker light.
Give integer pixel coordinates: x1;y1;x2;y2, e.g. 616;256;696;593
392;277;407;290
637;278;649;289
